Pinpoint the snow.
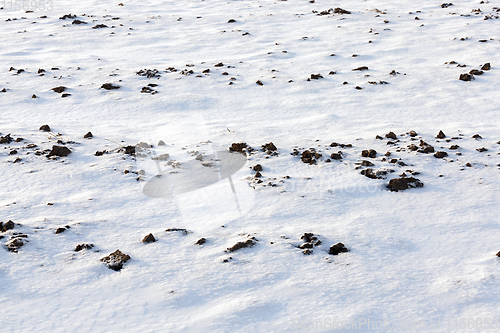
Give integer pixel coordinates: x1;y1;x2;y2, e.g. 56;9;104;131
1;0;500;331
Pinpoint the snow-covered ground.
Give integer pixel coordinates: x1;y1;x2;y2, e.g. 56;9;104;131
1;0;499;331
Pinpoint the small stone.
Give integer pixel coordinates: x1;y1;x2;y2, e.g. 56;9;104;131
158;140;166;146
101;250;131;271
253;164;263;172
84;132;93;139
361;149;377;158
385;132;397;140
101;83;120;90
39;124;51;132
142;233;156;244
409;130;418;137
256;80;263;86
329;242;348;255
75;243;94;251
472;134;482;139
436;130;446;139
195;238;207;245
387;177;423;191
47;146;71;158
459;73;473;81
55;227;66;234
51;86;67;93
434;151;448;158
481;63;491;71
2;220;14;232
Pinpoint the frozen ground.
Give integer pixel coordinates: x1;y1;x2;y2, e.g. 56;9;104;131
1;0;500;331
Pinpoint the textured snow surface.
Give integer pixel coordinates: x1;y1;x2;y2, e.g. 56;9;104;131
1;0;500;331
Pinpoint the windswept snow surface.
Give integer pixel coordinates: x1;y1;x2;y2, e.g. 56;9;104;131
1;0;500;332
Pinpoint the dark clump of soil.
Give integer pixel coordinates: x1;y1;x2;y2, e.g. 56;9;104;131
121;146;135;155
51;86;66;93
226;237;257;252
469;69;483;75
72;19;87;24
434;151;448;158
409;130;418;137
417;140;435;153
55;227;67;234
481;63;491;71
59;14;77;19
229;142;252;155
387;176;423;191
141;86;158;94
136;69;161;79
361;168;387;179
92;24;108;29
330;152;343;160
6;235;27;252
142;233;156;244
361;149;377;158
330;142;352;148
62;93;71;98
310;73;323;80
101;250;131;271
299;233;322;255
0;134;13;144
195;238;207;245
472;134;482;139
75;243;94;251
47;146;71;158
436;130;446;139
214;62;224;67
253;164;263;172
476;147;488;152
450;145;460;150
441;3;454;8
359;160;374;166
165;228;188;234
95;150;107;156
496;251;500;257
101;83;120;90
301;149;322;164
256;80;264;86
459;73;474;81
334;7;351;14
228;19;236;23
84;132;93;138
1;220;15;232
385;132;397;140
353;66;369;71
329;242;348;255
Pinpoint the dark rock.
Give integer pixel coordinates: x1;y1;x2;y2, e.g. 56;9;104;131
409;130;418;137
84;131;93;138
434;151;448;158
142;233;156;243
496;251;500;257
6;236;27;252
301;149;321;164
256;80;263;86
122;146;135;155
39;124;51;132
51;86;66;93
385;132;397;140
476;147;488;152
101;83;120;90
472;134;482;139
255;171;262;178
0;134;13;144
214;62;224;67
31;94;37;99
302;249;313;255
436;130;446;139
481;63;491;71
352;66;369;71
469;69;483;75
333;7;351;14
61;93;71;98
92;24;108;29
101;250;131;271
387;177;423;191
310;73;323;80
459;73;473;81
408;144;418;151
72;19;86;24
361;168;387;179
59;13;76;19
55;227;66;234
441;3;454;8
47;146;71;158
329;242;348;255
226;238;257;252
301;233;315;243
75;243;94;251
299;242;313;249
228;19;236;23
253;164;263;172
360;160;375;166
95;150;107;156
229;142;249;154
450;145;459;150
2;220;14;232
195;238;206;245
361;149;377;158
330;152;342;160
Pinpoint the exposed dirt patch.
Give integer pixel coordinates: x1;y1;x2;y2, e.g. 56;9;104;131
101;250;131;271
